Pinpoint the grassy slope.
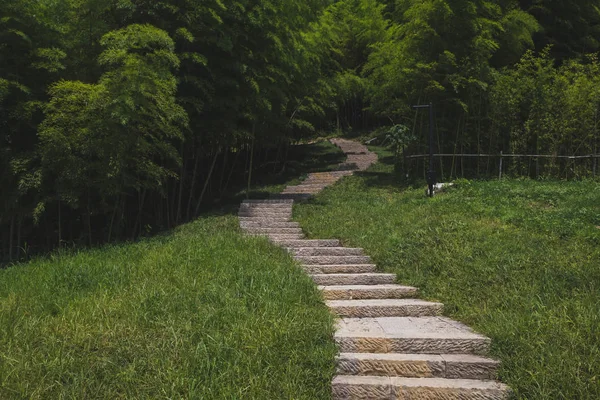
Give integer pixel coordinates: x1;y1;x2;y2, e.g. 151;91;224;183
0;141;344;399
294;148;600;399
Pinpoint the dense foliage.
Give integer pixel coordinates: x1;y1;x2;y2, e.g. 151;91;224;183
2;0;600;260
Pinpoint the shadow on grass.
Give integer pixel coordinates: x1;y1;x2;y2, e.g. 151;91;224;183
2;141;347;269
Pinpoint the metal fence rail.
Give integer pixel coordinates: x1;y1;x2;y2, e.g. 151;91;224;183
403;153;600;179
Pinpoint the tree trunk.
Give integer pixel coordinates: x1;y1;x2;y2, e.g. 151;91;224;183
58;199;62;248
132;189;147;239
194;150;220;217
186;150;201;221
108;195;119;243
221;149;241;197
176;142;186;224
246;133;255;199
16;217;22;261
8;216;14;262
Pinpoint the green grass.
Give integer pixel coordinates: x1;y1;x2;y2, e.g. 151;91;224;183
0;140;346;399
294;149;600;399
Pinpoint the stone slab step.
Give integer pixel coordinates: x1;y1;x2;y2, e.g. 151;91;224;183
296;255;372;265
239;221;300;228
238;217;292;222
332;376;510;400
240;203;293;209
303;264;377;274
243;227;303;234
238;211;292;217
312;170;353;176
278;239;341;248
282;191;321;195
239;208;294;213
242;199;293;203
320;285;418;300
311;273;396;286
291;247;364;256
336;353;500;380
301;179;341;184
254;233;306;240
327;299;443;318
282;189;322;194
335;317;491;355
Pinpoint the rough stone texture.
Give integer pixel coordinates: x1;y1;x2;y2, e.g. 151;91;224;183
311;273;397;286
335;317;491;355
327;299;443;318
336;353;499;380
238;211;292;218
443;355;500;380
276;239;341;248
302;264;377;275
239;221;300;228
238;217;292;223
239;203;293;208
242;227;303;234
320;285;418;300
291;247;364;256
332;376;392;400
253;233;306;240
284;184;331;189
295;255;372;265
332;376;510;400
336;353;446;378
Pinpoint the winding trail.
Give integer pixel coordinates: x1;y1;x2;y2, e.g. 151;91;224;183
238;139;510;399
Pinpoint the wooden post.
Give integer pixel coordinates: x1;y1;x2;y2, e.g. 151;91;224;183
498;151;503;180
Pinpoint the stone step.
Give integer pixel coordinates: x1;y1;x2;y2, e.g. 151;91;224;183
327;299;443;318
282;189;322;194
332;376;510;400
312;170;353;176
311;273;396;286
295;255;372;265
239;221;300;228
243;227;303;234
336;353;500;380
301;179;341;184
281;189;321;195
240;203;293;209
302;264;377;274
253;233;306;240
238;217;292;222
286;184;331;189
238;211;292;217
320;284;418;300
242;199;293;204
291;247;364;256
335;317;491;355
238;208;292;212
277;239;341;248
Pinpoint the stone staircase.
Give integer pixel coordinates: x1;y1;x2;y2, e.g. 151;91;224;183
238;138;510;399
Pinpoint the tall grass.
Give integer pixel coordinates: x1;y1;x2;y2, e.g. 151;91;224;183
0;215;337;398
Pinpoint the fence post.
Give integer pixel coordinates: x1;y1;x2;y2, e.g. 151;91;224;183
498;151;503;180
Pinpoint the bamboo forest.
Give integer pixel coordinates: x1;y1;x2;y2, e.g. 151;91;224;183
2;0;600;260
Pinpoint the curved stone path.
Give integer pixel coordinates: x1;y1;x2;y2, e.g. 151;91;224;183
238;139;510;399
